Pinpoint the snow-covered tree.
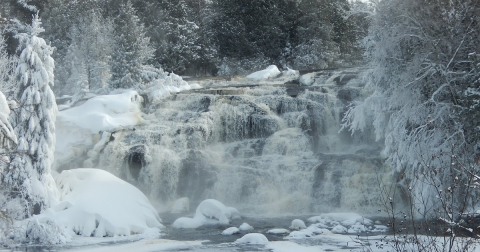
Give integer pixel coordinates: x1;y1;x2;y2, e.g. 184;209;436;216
2;14;58;218
342;0;480;209
109;1;153;89
0;33;17;149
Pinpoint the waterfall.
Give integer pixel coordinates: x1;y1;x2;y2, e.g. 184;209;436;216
66;68;388;215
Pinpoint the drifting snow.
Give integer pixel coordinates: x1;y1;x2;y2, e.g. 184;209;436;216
222;227;240;235
38;169;163;237
172;199;240;229
246;65;281;80
235;233;269;245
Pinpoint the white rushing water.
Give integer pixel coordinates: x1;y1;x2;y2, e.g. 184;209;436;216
56;67;389;215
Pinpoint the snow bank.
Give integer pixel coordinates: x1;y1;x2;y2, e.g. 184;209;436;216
55;90;144;169
172;199;240;229
235;233;269;245
246;65;281;80
38;169;163;237
58;90;143;134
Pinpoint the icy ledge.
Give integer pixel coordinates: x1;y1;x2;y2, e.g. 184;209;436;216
37;169;163;238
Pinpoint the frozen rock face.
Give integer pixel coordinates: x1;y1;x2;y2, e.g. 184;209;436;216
62;68;387;214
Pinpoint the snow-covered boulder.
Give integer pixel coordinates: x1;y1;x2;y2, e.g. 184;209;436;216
222;227;240;235
246;65;281;80
172;199;240;229
169;197;190;213
239;222;254;231
39;168;163;237
287;230;312;239
289;219;307;230
267;228;289;234
235;233;269;245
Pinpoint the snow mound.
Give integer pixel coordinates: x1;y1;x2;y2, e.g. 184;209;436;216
246;65;281;80
58;90;143;134
235;233;269;245
39;168;163;237
289;219;307;230
267;228;290;234
222;227;240;235
239;222;254;231
172;199;240;229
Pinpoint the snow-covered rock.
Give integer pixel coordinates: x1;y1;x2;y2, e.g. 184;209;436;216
235;233;269;245
289;219;307;230
246;65;281;80
222;227;240;235
267;228;290;234
172;199;240;229
287;230;312;238
239;222;254;231
38;168;163;237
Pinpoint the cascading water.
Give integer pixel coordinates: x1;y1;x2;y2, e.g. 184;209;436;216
78;68;390;215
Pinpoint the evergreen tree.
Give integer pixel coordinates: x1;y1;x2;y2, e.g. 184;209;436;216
109;1;153;89
2;14;58;218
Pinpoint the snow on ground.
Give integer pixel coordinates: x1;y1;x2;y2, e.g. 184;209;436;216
172;199;240;229
37;169;163;237
246;65;281;80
